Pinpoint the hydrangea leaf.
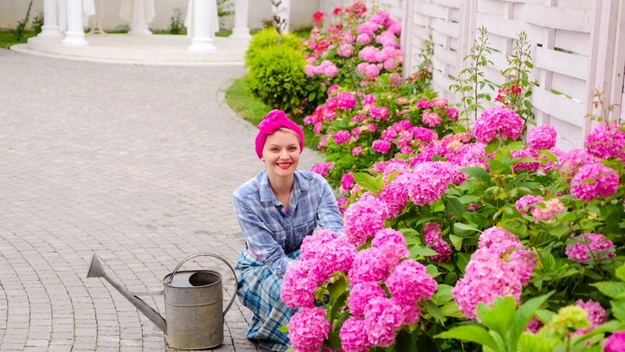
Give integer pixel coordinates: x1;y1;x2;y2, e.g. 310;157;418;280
590;281;625;298
435;325;500;351
508;292;553;350
476;296;516;340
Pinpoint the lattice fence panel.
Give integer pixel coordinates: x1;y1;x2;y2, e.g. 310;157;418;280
476;0;594;149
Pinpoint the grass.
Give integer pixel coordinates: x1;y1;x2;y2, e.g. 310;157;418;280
0;30;36;49
225;76;318;150
291;26;313;39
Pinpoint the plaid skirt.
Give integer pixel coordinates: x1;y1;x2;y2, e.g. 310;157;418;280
234;249;301;352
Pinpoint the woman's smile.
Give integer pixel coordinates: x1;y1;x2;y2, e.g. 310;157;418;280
277;162;292;170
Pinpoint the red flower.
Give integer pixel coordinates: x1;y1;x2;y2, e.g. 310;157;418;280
333;7;342;15
312;11;325;24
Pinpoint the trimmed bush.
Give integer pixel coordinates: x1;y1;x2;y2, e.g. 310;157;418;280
246;45;307;113
245;28;303;69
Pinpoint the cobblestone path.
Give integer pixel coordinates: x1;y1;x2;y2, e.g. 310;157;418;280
0;49;322;351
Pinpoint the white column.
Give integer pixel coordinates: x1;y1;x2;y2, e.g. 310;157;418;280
277;0;290;33
229;0;251;39
62;0;88;45
188;0;217;53
39;0;62;38
128;0;152;36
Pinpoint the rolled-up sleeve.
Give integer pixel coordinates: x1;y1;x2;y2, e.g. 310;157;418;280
233;195;293;277
316;179;344;236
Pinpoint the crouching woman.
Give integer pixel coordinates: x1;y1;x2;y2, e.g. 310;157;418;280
232;110;343;351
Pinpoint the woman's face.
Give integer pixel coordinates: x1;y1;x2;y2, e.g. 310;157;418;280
261;129;301;178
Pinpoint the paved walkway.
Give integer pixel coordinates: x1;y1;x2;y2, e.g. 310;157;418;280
0;49;323;351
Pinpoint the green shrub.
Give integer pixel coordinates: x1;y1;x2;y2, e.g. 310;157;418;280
246;45;307;113
245;28;303;69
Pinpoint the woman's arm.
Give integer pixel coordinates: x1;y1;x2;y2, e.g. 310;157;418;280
316;179;344;236
233;195;294;278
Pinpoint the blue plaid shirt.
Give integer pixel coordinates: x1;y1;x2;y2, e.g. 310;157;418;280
233;170;344;278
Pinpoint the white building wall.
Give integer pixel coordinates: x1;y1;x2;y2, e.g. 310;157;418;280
0;0;320;31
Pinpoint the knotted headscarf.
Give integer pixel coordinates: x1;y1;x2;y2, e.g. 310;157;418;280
255;110;304;159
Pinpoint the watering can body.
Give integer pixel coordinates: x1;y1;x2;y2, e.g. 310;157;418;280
87;253;238;350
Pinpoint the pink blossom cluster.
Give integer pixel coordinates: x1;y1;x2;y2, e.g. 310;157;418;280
390;162;464;207
447;143;489;169
575;299;607;334
452;227;537;319
604;331;625;352
340;172;355;193
341;229;436;350
332;130;350;145
311;162;335;177
570;163;619;201
423;223;452;262
412;133;473;164
510;148;540;173
282;229;356;309
335;91;357;110
565;233;615;264
372;139;391;154
584;122;625;160
304;60;339;78
556;148;594;180
527;125;557;150
343;193;388;246
422;112;442;127
515;195;565;223
472;107;524;144
287;307;331;352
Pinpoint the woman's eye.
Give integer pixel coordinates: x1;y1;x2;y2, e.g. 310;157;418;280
271;148;279;152
289;147;297;151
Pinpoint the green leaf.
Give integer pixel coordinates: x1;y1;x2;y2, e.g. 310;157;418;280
476;296;516;339
329;275;347;305
612;300;625;322
485;139;502;154
446;197;465;218
534;309;555;324
434;284;454;303
440;301;465;318
508;293;553;349
278;324;289;333
325;332;342;350
435;325;500;351
449;234;464;251
330;292;348;320
426;264;440;278
591;282;625;298
456;253;470;273
454;223;481;233
460;167;494;186
308;91;316;101
352;173;383;194
458;194;483;204
425;300;445;324
517;332;559;352
616;263;625;282
410;246;439;257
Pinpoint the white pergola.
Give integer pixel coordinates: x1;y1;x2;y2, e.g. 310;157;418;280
37;0;256;53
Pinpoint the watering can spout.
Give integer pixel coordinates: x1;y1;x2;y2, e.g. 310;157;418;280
86;253;167;333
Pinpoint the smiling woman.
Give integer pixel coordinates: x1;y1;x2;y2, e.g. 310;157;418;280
231;110;344;352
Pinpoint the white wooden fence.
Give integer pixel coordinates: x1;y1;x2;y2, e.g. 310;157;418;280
320;0;625;150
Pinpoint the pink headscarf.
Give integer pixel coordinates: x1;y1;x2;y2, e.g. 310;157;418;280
255;110;304;159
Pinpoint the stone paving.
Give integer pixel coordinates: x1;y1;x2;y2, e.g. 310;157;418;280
0;49;323;351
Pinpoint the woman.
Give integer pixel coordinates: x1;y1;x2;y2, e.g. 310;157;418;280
233;110;344;351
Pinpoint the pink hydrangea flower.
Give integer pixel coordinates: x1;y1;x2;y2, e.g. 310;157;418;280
376;174;410;219
525;317;543;333
333;130;350;145
347;282;386;317
515;195;544;216
386;259;437;305
370;106;389;120
352;146;363;156
340;317;370;352
281;261;320;308
372;140;391;154
570;163;619;201
431;97;448;109
472;107;524;144
528;125;557;150
336;91;357;110
604;331;625;352
453;227;536;319
301;229;337;261
557;148;594;181
510;148;540;173
324;64;339;77
344;193;387;246
584;122;625;160
337;197;348;213
327;85;340;96
287;307;331;352
446;107;459;121
447;143;488;169
371;228;410;267
423;223;452;262
348;247;391;285
404;162;458;206
422;111;442;127
395;130;413;147
362;94;377;105
410;126;438;142
392;120;412;132
416;98;432;109
565;233;615;264
340;172;355;193
363;297;404;347
389;23;401;36
337;43;354;57
309;236;357;278
381;128;397;141
311;162;334;178
364;63;380;78
575;299;607;332
356;33;371;45
530;198;565;223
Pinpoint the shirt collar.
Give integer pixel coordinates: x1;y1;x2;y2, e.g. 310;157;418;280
259;170;310;204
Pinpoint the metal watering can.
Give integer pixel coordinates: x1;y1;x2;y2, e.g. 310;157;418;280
86;252;238;350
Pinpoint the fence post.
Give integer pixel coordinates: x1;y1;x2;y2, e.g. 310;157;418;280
400;0;415;78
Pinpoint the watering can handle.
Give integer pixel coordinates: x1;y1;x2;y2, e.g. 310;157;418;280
167;253;239;316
